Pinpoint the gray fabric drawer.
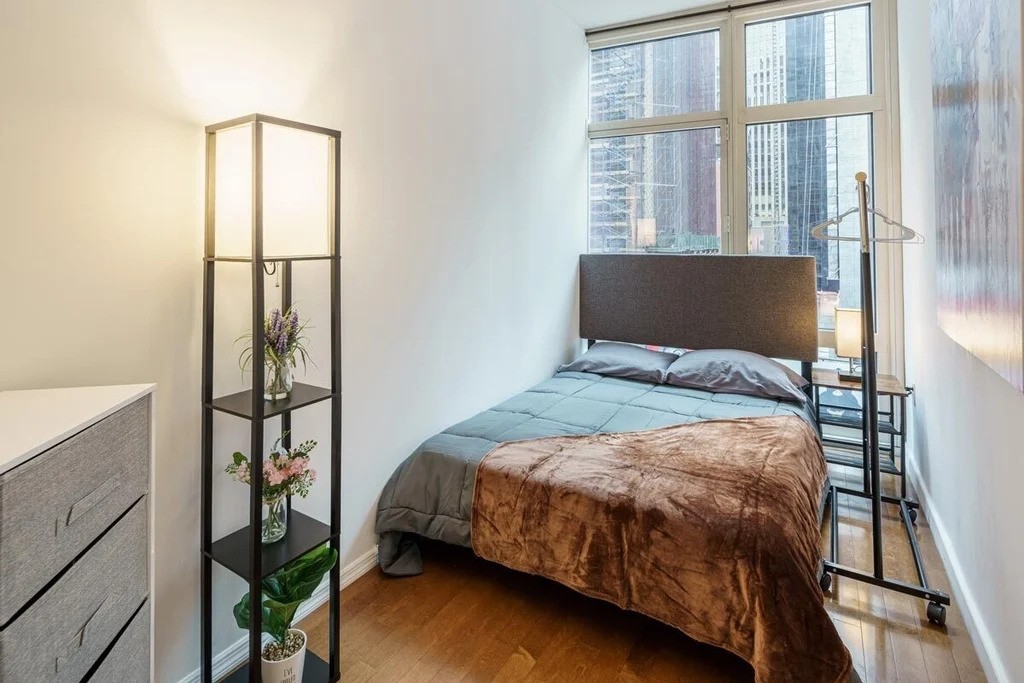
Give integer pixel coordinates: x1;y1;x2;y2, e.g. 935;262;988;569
0;396;150;624
89;599;149;682
0;499;148;682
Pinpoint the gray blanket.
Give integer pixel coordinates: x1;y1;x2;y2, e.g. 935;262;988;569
376;371;817;575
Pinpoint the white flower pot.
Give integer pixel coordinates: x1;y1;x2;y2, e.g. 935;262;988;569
261;629;306;683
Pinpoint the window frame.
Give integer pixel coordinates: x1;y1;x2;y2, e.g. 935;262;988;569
587;0;902;374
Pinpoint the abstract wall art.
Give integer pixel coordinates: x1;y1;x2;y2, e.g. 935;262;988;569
931;0;1024;392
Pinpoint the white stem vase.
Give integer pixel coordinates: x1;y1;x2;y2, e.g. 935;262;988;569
261;629;306;683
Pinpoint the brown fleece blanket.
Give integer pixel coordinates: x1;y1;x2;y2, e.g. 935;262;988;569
471;415;851;683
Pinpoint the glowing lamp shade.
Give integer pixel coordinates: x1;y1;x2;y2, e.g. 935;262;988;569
210;116;337;259
834;307;863;360
636;218;657;248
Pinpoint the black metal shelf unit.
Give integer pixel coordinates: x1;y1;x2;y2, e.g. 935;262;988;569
201;114;341;682
815;387;911;499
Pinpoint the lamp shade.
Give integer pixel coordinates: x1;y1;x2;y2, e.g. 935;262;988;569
636;218;657;248
209;115;337;260
834;307;863;359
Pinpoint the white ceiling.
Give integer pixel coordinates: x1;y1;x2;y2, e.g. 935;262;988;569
550;0;714;30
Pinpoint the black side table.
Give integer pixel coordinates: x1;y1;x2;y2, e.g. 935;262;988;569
812;368;913;502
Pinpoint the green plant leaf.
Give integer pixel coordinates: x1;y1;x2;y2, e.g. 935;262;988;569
232;452;247;466
232;545;338;645
233;593;291;644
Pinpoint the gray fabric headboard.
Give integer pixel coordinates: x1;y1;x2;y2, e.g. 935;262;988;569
579;254;819;362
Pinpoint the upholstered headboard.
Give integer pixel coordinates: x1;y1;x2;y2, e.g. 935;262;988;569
579;254;819;363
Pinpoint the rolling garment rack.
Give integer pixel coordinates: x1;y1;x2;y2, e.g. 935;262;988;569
812;172;951;626
201;114;342;682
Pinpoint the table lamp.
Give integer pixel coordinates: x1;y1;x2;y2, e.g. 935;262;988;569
834;307;862;381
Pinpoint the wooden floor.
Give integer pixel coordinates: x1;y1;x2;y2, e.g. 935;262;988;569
302;465;987;682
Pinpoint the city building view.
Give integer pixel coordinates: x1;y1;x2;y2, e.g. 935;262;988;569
589;29;721;255
590;6;872;326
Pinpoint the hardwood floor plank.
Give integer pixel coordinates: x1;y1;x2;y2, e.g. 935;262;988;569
913;514;988;682
428;581;528;679
491;647;538;682
382;574;500;681
861;617;903;683
835;617;868;681
830;466;901;683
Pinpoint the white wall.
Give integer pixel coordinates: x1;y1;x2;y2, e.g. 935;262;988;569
898;2;1024;680
0;1;345;679
0;0;587;680
338;1;589;570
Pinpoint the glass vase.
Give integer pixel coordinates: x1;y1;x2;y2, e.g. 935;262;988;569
264;359;293;402
262;496;288;544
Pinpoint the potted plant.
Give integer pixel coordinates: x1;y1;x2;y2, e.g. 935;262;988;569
234;544;338;683
225;434;317;544
238;306;312;401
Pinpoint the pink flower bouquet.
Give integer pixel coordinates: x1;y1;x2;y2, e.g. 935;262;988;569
226;434;317;503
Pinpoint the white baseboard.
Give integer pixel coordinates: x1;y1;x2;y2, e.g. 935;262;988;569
339;545;379;588
178;546;378;683
907;463;1009;683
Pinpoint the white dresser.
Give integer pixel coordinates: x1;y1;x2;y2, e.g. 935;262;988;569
0;385;154;682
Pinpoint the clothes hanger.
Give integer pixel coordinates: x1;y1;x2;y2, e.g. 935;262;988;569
809;175;924;244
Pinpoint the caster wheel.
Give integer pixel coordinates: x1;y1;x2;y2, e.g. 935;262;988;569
820;571;832;592
927;602;947;627
909;508;919;524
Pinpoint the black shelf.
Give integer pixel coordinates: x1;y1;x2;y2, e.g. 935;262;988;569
818;406;898;434
825;448;900;475
207;511;336;580
822;433;895;454
224;651;329;682
204;255;341;264
210;383;334;420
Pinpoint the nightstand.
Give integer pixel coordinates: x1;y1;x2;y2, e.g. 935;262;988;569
812;368;913;502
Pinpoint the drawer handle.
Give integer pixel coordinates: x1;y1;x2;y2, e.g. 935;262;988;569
55;598;111;673
62;478;122;530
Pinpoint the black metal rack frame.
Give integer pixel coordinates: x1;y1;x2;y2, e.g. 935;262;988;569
816;383;912;501
201;114;341;682
817;177;950;626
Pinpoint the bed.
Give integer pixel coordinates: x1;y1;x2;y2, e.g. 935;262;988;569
376;370;820;573
376;254;852;683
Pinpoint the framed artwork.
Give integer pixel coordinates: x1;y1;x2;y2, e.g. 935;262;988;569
932;0;1024;392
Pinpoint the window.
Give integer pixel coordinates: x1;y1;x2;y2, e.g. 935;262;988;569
747;114;873;329
590;31;720;123
588;0;898;362
590;128;722;253
589;28;724;255
744;5;871;107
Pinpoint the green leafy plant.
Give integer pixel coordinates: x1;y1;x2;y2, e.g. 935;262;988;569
234;544;338;645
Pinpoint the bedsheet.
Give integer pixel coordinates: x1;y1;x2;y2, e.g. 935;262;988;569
376;370;818;575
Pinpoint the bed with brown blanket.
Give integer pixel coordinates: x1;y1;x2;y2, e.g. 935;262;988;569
376;255;851;682
472;415;850;683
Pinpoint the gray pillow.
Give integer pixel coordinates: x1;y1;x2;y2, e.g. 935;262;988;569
558;342;678;384
664;349;809;403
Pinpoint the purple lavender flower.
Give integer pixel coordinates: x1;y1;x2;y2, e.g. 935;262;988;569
272;309;285;339
259;307;303;364
264;309;284;353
